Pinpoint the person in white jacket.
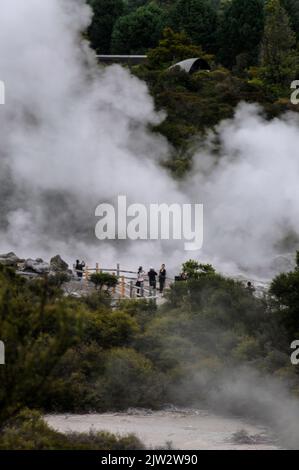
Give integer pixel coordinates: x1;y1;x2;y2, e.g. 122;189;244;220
136;266;145;297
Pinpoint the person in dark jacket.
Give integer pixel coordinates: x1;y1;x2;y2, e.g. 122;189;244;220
148;267;157;291
246;281;256;294
159;264;166;294
75;260;85;279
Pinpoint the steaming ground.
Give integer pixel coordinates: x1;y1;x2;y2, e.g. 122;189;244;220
46;408;279;450
0;0;298;279
179;367;299;449
45;367;299;449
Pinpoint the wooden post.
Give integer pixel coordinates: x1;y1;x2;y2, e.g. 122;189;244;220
130;280;134;298
121;275;125;298
96;263;99;273
112;272;116;295
117;263;120;278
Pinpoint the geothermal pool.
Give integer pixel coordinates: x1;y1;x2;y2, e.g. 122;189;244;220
46;408;279;450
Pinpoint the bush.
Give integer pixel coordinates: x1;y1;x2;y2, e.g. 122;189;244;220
96;348;166;409
0;409;144;450
89;272;118;291
232;336;263;361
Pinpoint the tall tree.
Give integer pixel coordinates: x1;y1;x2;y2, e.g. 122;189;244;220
217;0;265;69
147;27;209;69
88;0;124;53
281;0;299;40
123;0;148;13
111;3;165;54
270;252;299;340
260;0;298;84
169;0;218;52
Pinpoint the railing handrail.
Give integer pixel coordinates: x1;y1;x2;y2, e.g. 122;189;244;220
73;263;175;300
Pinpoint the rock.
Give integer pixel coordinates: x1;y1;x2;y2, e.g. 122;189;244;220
0;252;20;267
24;258;50;274
50;255;69;273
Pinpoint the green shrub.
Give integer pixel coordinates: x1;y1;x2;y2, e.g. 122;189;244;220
96;348;166;409
90;272;118;291
232;336;263;361
0;409;144;450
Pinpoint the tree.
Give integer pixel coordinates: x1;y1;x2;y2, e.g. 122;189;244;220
0;266;84;425
169;0;218;52
90;272;118;291
123;0;148;13
87;0;125;53
270;252;299;339
182;260;216;279
111;3;165;53
260;0;298;84
281;0;299;40
217;0;265;69
146;27;211;69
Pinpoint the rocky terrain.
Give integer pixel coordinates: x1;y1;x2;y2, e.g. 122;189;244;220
0;252;72;278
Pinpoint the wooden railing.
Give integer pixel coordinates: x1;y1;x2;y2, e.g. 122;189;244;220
81;263;172;300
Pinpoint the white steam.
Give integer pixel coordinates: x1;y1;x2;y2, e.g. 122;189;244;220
0;0;298;278
187;104;299;277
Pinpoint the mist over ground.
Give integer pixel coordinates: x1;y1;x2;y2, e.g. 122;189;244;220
172;365;299;449
0;0;298;280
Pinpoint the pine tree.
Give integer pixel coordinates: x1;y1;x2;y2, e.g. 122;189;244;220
170;0;218;52
281;0;299;40
217;0;265;69
88;0;124;53
260;0;298;84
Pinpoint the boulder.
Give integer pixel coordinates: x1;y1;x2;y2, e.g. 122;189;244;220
0;252;20;267
50;255;69;273
24;258;50;274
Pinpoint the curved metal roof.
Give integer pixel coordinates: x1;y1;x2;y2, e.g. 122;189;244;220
169;58;210;74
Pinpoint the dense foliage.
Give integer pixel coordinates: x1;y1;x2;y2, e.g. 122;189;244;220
86;1;299;177
111;3;165;53
260;0;298;86
169;0;218;53
217;0;265;69
87;0;299;69
87;0;125;53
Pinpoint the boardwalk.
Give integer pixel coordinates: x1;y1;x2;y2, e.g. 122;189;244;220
65;264;173;305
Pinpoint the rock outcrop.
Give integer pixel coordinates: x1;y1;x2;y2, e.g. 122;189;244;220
1;252;72;282
49;255;72;281
0;252;21;267
24;258;50;274
50;255;69;273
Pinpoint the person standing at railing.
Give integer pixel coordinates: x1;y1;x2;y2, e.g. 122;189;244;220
75;259;85;280
136;266;145;297
159;264;166;294
148;267;157;296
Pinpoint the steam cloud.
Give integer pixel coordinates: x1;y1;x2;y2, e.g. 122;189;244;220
206;367;299;449
0;0;298;279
